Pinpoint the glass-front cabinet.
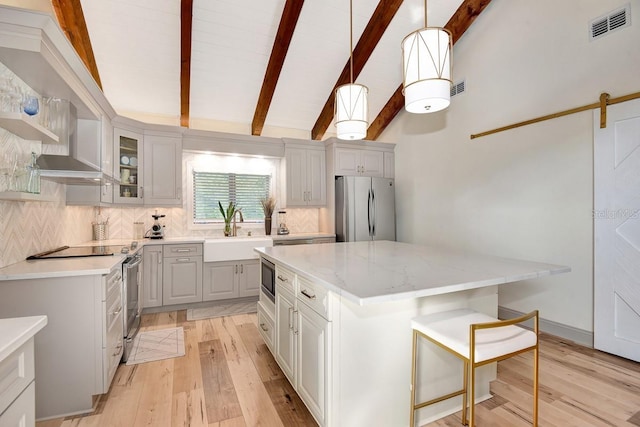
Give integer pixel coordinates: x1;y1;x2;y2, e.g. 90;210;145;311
114;128;143;205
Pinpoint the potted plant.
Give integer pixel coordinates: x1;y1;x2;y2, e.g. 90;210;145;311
260;196;276;235
218;201;238;236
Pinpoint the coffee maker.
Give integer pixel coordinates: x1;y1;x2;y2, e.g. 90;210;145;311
146;211;165;239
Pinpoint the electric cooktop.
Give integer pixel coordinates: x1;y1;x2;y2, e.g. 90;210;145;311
27;245;119;260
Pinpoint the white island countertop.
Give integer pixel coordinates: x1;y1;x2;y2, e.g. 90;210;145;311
255;240;571;305
0;315;48;362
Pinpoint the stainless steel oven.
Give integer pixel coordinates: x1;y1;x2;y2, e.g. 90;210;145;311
260;257;276;302
122;252;142;362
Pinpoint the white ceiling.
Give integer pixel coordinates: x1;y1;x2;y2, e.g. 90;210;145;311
80;0;465;137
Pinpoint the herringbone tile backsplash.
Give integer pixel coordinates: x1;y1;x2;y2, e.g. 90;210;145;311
0;129;320;268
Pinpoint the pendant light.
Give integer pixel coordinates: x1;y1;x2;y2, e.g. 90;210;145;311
401;0;452;113
335;0;369;140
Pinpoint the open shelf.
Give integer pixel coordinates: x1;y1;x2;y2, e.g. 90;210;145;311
0;112;59;143
0;191;56;202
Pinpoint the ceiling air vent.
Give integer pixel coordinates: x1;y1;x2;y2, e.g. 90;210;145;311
450;80;465;97
590;4;631;41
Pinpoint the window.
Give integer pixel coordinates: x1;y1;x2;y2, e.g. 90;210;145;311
192;171;271;223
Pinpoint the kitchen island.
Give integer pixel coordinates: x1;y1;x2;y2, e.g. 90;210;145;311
255;241;569;427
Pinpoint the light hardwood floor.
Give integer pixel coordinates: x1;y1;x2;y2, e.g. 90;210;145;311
37;311;640;427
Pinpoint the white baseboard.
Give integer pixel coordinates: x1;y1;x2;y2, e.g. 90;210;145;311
498;306;593;348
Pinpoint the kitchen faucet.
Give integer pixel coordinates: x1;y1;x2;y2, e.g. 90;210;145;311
232;209;244;237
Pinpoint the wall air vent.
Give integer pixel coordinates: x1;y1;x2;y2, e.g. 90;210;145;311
590;4;631;41
450;80;465;97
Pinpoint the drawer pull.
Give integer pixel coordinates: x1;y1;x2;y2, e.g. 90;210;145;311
277;275;288;282
260;323;269;332
112;306;122;316
176;258;190;262
113;345;123;356
301;289;316;300
176;248;191;252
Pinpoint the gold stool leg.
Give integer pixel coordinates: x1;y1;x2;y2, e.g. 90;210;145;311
410;330;418;427
533;345;539;426
469;362;475;427
462;360;469;425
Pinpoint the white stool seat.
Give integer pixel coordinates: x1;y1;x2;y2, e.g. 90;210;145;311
411;308;537;363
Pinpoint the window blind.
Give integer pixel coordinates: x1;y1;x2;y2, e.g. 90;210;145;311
193;171;271;223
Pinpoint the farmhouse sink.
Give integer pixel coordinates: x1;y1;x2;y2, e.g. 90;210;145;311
204;236;273;262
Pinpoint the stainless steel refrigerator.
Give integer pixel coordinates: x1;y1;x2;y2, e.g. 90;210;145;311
335;176;396;242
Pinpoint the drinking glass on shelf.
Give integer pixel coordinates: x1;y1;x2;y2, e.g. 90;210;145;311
22;95;39;116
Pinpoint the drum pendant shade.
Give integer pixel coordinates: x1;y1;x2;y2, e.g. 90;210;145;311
402;25;452;113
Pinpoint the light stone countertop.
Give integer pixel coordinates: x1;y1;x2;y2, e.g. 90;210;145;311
0;315;48;362
255;240;571;305
0;237;206;281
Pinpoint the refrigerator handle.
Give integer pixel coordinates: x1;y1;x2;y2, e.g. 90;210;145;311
367;190;372;236
371;189;376;237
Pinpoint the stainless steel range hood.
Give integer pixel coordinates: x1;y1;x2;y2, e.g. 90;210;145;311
37;154;117;185
36;101;117;185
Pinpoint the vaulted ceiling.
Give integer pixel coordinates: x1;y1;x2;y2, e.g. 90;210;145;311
53;0;491;140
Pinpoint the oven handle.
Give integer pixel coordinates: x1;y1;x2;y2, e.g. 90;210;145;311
125;254;143;269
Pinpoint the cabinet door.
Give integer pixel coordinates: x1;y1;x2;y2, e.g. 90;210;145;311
297;303;330;426
360;150;384;177
286;147;307;206
238;260;260;297
142;246;163;308
203;261;238;301
114;128;144;205
275;286;296;384
143;135;182;206
162;256;203;305
306;149;326;206
335;148;360;175
0;382;35;427
383;151;395;179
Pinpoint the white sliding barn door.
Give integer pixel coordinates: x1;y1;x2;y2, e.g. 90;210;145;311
594;98;640;362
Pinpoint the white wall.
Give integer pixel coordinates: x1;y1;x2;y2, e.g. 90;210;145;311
381;0;640;333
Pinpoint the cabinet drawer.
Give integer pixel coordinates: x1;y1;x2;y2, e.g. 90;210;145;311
104;309;123;392
275;265;295;294
104;265;123;301
164;244;203;257
257;301;275;353
0;339;34;415
0;381;35;427
297;276;331;320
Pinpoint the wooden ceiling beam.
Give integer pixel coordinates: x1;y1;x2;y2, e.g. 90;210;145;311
252;0;305;136
310;0;404;141
51;0;102;90
366;0;492;141
180;0;194;127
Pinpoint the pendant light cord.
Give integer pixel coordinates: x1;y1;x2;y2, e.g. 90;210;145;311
424;0;428;27
349;0;354;84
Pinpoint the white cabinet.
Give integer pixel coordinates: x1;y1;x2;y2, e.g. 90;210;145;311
162;244;203;305
143;134;182;206
384;151;395;179
297;301;330;426
335;147;384;177
257;301;276;353
284;141;326;207
273;268;331;426
142;245;163;308
275;283;297;384
114;128;144;205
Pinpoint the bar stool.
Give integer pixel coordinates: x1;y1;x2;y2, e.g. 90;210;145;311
409;308;539;427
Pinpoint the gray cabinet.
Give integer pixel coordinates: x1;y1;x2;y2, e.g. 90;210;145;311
203;259;259;301
142;245;163;308
162;244;203;305
334;147;384;177
284;140;326;207
143;134;182;206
